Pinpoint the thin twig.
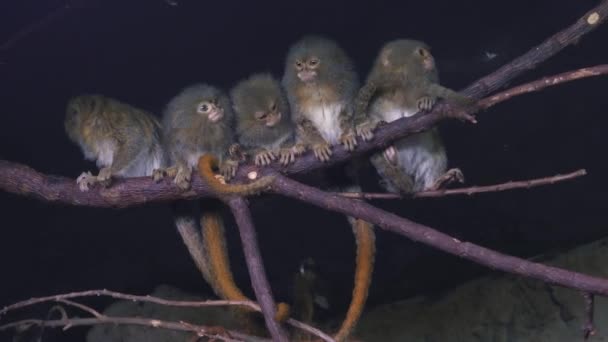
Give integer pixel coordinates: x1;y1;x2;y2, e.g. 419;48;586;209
56;299;103;318
478;65;608;109
335;169;587;200
583;292;596;340
0;289;254;316
285;318;335;342
228;197;290;342
0;288;331;341
0;316;248;342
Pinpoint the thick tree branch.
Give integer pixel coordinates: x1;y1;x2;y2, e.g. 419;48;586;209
336;169;587;200
227;197;290;342
269;173;608;296
0;160;215;208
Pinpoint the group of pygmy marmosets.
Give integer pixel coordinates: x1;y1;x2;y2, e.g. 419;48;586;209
64;36;475;341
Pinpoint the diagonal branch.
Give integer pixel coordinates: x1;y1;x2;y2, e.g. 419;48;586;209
462;1;608;98
227;197;290;342
239;0;608;178
477;65;608;109
0;62;599;209
336;169;587;200
269;172;608;296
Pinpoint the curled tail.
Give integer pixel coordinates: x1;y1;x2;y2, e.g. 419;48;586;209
198;154;274;196
335;219;376;342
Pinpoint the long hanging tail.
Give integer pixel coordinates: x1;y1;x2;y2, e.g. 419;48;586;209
172;200;214;286
199;200;249;301
198;191;291;324
334;218;376;342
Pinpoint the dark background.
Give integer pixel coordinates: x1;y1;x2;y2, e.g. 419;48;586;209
1;0;607;340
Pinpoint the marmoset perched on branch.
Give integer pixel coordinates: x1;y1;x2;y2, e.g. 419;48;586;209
161;83;246;298
283;35;375;342
64;94;166;191
160;84;287;331
355;39;475;194
231;73;302;166
161;84;238;189
282;35;359;161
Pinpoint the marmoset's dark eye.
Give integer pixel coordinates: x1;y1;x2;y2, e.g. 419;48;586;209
197;102;212;114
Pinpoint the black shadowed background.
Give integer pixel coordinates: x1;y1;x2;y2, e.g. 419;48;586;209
0;0;607;340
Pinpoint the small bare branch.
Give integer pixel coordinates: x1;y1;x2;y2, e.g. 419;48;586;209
0;289;251;316
335;169;587;200
0;316;248;342
478;65;608;109
583;292;596;340
56;299;103;318
0;288;332;341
